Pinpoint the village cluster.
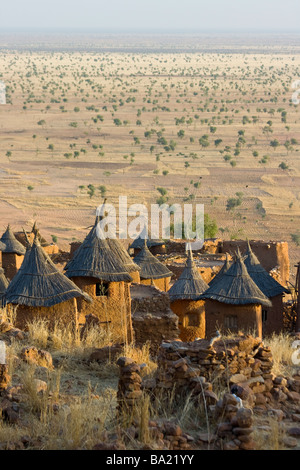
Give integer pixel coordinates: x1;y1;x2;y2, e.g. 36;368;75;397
0;200;296;347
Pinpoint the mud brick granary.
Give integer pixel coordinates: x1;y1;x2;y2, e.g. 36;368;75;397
133;239;173;292
199;250;272;339
64;214;134;343
168;249;209;341
244;241;289;335
129;231;166;257
3;235;91;330
0;225;26;281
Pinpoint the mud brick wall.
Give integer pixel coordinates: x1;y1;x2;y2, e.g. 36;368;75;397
2;253;24;281
131;286;179;352
221;240;290;286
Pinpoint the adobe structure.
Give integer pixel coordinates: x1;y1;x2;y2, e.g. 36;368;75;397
64;215;134;343
221;239;290;286
3;236;91;330
130;283;179;354
199;251;272;339
164;253;226;285
0;225;26;280
168;249;209;341
133;240;173;291
14;223;59;256
244;242;289;336
129;231;166;257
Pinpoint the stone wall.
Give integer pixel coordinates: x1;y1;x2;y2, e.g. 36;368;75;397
150;335;273;397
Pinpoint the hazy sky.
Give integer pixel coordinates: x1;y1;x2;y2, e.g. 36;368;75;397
0;0;299;33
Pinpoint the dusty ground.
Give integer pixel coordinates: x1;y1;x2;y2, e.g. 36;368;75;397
0;35;299;281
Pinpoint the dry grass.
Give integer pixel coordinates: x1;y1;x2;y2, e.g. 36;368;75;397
264;332;297;377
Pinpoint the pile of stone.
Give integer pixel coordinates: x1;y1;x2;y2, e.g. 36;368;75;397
116;357;143;416
214;394;255;450
148;335;277;408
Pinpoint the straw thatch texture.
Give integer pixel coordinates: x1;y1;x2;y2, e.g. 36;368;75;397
0;225;26;255
208;253;232;288
65;220;133;282
199;252;272;307
244;243;289;298
4;239;91;307
133;242;173;280
129;228;165;250
168;250;209;301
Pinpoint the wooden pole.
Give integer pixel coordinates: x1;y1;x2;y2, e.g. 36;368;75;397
296;262;300;332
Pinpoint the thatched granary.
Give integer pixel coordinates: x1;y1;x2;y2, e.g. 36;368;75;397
133;240;173;291
0;225;26;280
3;236;91;330
129;230;166;257
199;251;272;339
64;215;134;343
168;249;209;341
244;242;289;335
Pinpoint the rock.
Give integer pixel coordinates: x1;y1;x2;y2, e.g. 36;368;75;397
234;408;253;428
89;344;123;363
254;393;267;405
222;393;240;407
292;414;300;423
273;376;287;387
239;439;256;450
163;422;182;436
229;374;248;384
93;441;126;450
268;409;285;421
0;364;10;390
287;427;300;437
282;437;298;448
223;440;239;450
34;379;47;394
20;347;53;369
204;390;218;405
116;356;134;368
287;391;300;403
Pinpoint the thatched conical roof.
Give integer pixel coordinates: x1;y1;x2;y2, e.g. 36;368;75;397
0;268;9;295
244;242;289;298
208;253;232;288
133;240;173;280
0;225;26;255
64;217;133;282
3;237;92;307
199;251;272;307
106;238;141;274
129;227;165;250
168;249;209;301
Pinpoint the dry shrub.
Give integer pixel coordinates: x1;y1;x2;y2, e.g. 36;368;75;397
121;341;157;377
264;332;296;377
